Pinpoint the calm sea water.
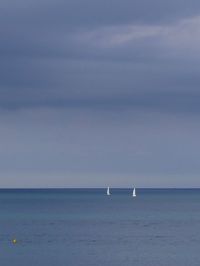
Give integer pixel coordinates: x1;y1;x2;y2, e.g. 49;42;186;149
1;188;200;266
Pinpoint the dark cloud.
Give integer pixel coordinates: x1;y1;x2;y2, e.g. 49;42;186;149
0;57;200;113
2;0;200;27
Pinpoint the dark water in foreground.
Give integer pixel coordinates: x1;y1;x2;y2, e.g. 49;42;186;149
1;188;200;266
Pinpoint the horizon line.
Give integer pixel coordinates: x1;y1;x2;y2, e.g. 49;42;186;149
0;187;200;189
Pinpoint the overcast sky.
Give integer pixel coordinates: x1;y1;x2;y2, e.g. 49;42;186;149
1;0;200;187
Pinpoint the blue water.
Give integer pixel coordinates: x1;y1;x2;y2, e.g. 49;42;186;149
1;188;200;266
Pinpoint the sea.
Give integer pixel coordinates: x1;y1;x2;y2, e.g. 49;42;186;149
1;188;200;266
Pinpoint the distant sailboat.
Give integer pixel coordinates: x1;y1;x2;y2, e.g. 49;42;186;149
132;188;136;197
107;187;111;196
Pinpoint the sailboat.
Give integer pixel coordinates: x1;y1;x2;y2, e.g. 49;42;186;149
132;188;136;197
107;187;111;196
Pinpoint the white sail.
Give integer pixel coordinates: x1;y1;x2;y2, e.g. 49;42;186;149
107;187;110;195
132;188;136;197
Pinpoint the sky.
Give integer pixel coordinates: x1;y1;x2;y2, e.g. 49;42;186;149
1;0;200;187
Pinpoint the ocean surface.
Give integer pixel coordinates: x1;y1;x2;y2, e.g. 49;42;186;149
1;188;200;266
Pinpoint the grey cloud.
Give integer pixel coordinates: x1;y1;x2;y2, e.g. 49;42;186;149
0;57;200;113
1;0;200;186
2;0;200;27
0;108;200;187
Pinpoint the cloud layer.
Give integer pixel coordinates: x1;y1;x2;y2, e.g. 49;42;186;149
0;0;200;187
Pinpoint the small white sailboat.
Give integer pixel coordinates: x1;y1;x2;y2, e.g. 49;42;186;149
132;188;136;197
107;187;111;196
